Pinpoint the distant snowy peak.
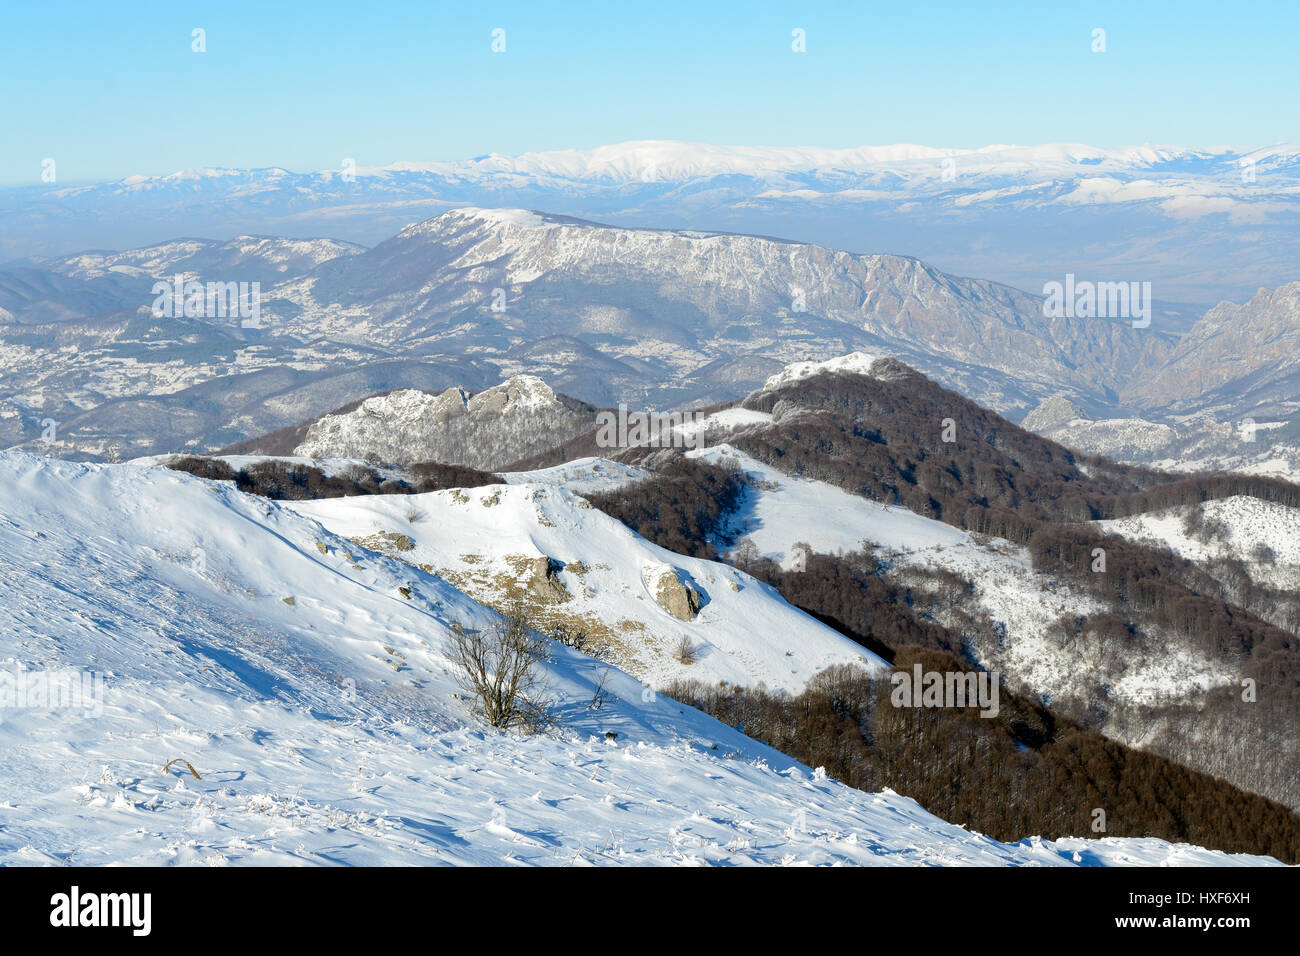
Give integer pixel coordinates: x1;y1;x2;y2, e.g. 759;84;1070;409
398;207;555;238
399;206;737;244
97;141;1299;190
762;352;879;391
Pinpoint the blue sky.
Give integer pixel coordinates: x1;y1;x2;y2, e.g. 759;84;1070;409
2;0;1297;185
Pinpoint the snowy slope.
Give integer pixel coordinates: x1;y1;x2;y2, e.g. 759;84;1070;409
691;444;967;563
287;482;884;693
1098;496;1300;589
510;444;1232;711
697;445;1238;712
500;457;651;494
0;451;1281;866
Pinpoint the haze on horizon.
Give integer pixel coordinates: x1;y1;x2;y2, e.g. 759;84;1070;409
2;0;1297;185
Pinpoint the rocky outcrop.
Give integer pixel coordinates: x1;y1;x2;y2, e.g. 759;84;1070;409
350;531;415;555
292;375;590;470
642;563;703;621
1021;395;1087;433
523;555;571;604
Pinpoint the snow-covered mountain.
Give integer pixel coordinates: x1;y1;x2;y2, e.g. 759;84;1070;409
44;235;364;284
262;206;1164;414
528;352;1300;812
290;375;594;469
1123;282;1300;419
7;140;1300;305
6;449;1274;865
0;209;1172;461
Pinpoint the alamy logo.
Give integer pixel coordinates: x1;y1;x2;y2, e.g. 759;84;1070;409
50;886;151;936
1042;273;1151;328
0;666;103;718
151;276;262;327
595;403;708;451
890;664;1000;718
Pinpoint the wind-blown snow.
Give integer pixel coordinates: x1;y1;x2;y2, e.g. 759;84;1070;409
0;452;1280;866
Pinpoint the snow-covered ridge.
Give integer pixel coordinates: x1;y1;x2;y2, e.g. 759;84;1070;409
287;481;885;693
763;352;879;390
43;236;364;281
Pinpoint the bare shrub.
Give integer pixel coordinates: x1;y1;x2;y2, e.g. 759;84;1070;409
548;621;588;652
674;635;697;665
589;668;612;712
448;606;554;733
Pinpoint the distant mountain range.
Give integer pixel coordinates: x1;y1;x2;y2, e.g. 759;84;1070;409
6;140;1300;306
2;208;1298;466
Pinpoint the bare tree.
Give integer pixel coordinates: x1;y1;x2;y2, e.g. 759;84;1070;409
732;537;760;568
448;605;554;732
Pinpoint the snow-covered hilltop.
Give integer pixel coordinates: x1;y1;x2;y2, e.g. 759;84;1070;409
292;375;587;469
287;481;884;692
0;450;1282;865
762;352;880;391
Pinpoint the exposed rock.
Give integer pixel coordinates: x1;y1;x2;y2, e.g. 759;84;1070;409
350;531;415;555
643;563;703;621
523;556;571;604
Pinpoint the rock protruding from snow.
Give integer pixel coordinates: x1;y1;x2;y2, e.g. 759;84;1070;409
763;352;878;391
524;555;571;604
643;563;703;621
466;375;557;416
